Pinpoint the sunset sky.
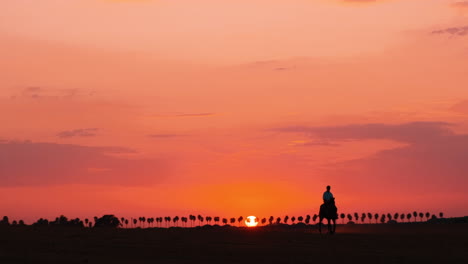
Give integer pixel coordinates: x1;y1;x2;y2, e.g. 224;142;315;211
1;0;468;223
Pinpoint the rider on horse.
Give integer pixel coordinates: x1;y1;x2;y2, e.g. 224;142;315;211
319;185;338;234
323;185;334;205
320;185;338;221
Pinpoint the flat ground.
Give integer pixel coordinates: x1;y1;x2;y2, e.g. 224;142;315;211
1;224;467;264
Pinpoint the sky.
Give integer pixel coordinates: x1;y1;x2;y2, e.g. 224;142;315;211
1;0;468;223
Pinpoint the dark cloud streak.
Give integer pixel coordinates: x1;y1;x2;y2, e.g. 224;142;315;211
57;128;99;138
276;121;468;194
432;26;468;36
147;134;186;138
275;122;454;144
0;141;170;186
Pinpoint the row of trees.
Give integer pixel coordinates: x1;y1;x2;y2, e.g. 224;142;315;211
0;212;444;228
337;212;444;224
119;212;444;228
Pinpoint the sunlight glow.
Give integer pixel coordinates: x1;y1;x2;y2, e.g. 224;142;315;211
245;216;258;227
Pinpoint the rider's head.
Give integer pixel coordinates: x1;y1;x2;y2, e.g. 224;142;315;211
326;185;331;191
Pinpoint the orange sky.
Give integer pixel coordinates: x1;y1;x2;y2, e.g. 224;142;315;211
1;0;468;223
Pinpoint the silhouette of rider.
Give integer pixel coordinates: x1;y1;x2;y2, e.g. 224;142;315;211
323;185;334;205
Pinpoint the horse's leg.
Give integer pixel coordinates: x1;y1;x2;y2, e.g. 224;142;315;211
318;217;323;234
331;219;336;234
327;218;331;233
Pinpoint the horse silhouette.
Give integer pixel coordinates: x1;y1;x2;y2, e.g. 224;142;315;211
319;197;337;234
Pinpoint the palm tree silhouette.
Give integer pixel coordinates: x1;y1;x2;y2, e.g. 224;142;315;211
367;213;372;224
394;213;399;222
189;215;196;227
206;216;212;225
237;216;243;226
133;218;137;227
222;218;228;225
174;216;180;227
313;214;318;224
261;218;266;225
214;216;220;225
125;219;129;228
354;212;359;223
298;216;304;223
197;215;204;226
276;217;281;224
400;213;405;222
418;212;424;222
340;213;345;224
268;216;274;225
374;213;379;224
407;213;412;222
346;214;352;223
284;216;289;224
425;212;430;221
387;213;392;222
291;216;296;225
305;215;311;225
361;213;366;224
230;218;235;225
439;212;444;218
380;214;386;224
412;211;417;222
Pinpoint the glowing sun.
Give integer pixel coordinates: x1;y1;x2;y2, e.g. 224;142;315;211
245;216;258;227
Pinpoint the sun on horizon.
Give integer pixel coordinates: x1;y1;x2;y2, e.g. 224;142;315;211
245;216;259;227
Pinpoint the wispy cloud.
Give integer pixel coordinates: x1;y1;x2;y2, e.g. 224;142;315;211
10;87;82;100
450;100;468;114
340;0;382;5
432;26;468;36
275;122;453;144
57;128;99;138
147;134;186;138
174;113;214;117
453;1;468;8
343;0;377;2
102;0;152;3
151;113;215;118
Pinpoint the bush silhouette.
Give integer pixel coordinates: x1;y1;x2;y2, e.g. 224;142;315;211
94;215;120;228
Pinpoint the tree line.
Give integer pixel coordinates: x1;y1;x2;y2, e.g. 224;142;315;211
0;212;444;228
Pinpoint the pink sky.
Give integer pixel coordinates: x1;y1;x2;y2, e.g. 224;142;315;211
1;0;468;223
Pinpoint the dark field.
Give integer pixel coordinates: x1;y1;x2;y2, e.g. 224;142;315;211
1;224;467;264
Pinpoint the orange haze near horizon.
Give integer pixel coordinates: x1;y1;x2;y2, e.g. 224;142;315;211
1;0;468;223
